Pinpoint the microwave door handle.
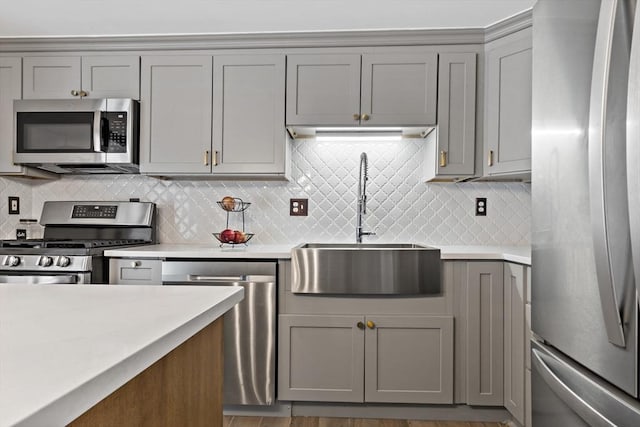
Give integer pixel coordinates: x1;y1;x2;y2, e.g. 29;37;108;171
588;0;634;348
93;111;107;153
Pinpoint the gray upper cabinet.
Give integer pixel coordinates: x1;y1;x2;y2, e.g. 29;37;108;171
140;55;213;174
424;52;477;181
286;54;361;126
0;57;51;178
286;52;437;126
213;55;288;175
484;28;532;178
22;56;140;100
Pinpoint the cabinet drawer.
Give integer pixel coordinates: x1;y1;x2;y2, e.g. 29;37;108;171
109;258;162;285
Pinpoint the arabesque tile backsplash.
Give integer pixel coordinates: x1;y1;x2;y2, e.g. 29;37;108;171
0;138;530;245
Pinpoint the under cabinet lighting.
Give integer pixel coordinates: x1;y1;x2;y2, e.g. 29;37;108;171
315;134;403;142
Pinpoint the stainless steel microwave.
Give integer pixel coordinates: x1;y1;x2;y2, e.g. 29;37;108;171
13;98;139;174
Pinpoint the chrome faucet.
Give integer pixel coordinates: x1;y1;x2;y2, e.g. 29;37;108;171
356;152;376;243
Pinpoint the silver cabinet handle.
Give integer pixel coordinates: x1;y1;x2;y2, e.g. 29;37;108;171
587;0;633;347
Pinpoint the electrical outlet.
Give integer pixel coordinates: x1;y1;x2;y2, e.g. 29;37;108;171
8;197;19;215
290;198;308;216
475;197;487;216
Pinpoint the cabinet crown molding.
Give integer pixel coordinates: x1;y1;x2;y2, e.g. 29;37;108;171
0;10;531;53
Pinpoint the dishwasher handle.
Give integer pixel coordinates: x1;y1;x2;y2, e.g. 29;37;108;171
186;274;275;283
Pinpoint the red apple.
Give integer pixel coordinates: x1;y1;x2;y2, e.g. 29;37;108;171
220;229;235;243
234;230;246;243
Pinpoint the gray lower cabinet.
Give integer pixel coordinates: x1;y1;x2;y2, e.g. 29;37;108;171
424;52;477;181
22;55;140;99
483;27;532;178
504;262;526;424
459;261;504;406
278;314;454;404
109;258;162;285
286;52;437;126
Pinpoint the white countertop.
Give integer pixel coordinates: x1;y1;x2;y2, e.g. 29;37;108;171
438;245;531;265
105;243;531;265
0;284;244;427
104;243;293;259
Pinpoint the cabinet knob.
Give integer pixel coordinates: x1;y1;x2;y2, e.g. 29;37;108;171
488;150;494;167
361;113;370;121
366;320;375;329
439;150;447;167
130;261;141;268
71;90;79;97
79;90;88;98
357;321;365;330
204;150;209;166
353;113;360;121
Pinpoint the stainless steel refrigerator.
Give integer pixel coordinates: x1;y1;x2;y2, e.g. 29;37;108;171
532;0;640;425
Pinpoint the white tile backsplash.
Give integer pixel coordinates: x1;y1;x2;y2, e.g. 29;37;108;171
1;138;531;245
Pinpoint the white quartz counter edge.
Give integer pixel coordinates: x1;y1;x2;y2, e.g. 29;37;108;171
0;284;243;427
104;243;293;259
105;243;531;265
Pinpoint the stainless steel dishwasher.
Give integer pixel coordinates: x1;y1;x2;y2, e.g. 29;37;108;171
161;260;276;406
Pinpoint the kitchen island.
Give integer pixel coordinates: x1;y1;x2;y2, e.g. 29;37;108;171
0;284;243;427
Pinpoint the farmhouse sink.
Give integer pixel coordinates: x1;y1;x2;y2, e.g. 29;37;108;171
291;243;441;295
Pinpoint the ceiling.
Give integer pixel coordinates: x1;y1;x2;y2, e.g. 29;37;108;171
0;0;536;38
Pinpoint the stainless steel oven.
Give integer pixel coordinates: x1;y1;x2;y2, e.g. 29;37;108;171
13;98;139;174
0;201;156;284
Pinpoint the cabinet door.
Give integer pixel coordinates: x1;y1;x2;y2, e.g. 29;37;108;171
425;52;477;180
485;28;532;176
364;315;453;404
466;261;504;405
278;314;364;402
81;56;140;99
140;56;212;174
213;55;286;174
361;53;437;126
0;58;22;174
504;262;526;424
286;54;361;126
108;258;162;285
23;56;81;99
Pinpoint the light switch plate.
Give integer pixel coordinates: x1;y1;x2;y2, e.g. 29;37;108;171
8;197;19;215
290;198;308;216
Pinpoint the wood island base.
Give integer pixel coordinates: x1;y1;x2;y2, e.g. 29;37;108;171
68;318;224;427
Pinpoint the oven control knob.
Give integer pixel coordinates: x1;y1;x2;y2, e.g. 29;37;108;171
58;256;71;267
7;255;20;267
39;256;54;267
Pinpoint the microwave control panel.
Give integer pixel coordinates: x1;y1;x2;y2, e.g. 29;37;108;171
103;111;128;153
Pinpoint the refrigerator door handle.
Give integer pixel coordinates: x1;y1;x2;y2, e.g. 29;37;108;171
588;0;634;348
628;0;640;329
531;349;617;427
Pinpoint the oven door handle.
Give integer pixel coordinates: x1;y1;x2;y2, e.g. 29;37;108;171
0;275;79;285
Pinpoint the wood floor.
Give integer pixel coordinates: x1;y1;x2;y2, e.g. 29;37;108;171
224;416;505;427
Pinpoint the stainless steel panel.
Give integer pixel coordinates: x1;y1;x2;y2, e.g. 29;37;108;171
39;201;154;226
532;340;640;426
291;243;441;294
532;0;638;396
162;260;277;406
588;0;635;348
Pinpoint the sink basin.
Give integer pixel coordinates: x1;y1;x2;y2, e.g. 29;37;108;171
291;243;441;295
